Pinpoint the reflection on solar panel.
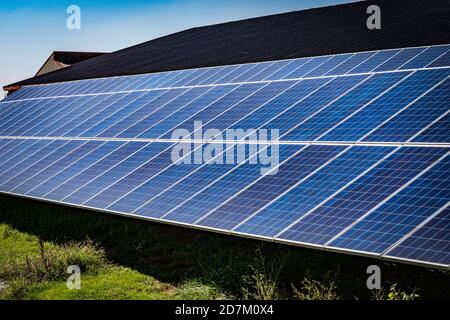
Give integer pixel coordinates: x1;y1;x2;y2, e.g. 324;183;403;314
1;44;449;269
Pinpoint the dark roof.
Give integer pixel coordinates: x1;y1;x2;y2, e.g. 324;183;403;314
51;51;107;65
34;51;108;76
5;0;450;89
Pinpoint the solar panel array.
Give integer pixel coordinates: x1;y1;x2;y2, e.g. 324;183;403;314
1;44;449;269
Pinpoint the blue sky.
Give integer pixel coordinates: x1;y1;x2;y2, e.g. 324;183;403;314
0;0;357;99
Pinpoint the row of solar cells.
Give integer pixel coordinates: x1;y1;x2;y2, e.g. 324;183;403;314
0;138;448;266
0;69;449;143
5;44;450;101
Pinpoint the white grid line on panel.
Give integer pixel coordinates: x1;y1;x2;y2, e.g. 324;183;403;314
0;140;74;189
357;75;450;139
312;71;416;140
227;146;352;231
117;79;334;214
271;146;401;238
381;202;450;257
323;152;450;247
159;144;309;222
0;136;449;148
101;82;279;209
395;46;430;70
10;140;94;193
40;141;131;198
81;83;270;205
368;48;405;72
424;47;450;68
3;65;448;104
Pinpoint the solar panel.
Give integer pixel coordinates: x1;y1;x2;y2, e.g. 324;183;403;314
1;44;449;269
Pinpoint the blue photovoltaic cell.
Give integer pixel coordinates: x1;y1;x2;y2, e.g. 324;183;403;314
198;66;239;85
320;69;450;141
303;54;354;77
283;56;331;79
196;145;346;230
401;45;449;69
121;87;211;139
202;81;296;133
41;141;127;201
178;67;216;87
3;99;70;136
62;142;164;205
81;90;168;137
329;153;449;253
349;49;401;74
67;91;148;137
235;146;394;237
0;140;52;176
284;72;409;141
325;52;375;76
232;78;326;131
247;60;293;81
278;147;448;245
11;141;104;195
29;142;142;200
373;47;425;72
0;99;41;125
386;207;450;266
214;64;256;84
84;143;175;209
147;144;303;223
413;113;450;143
0;99;55;135
50;93;125;136
0;140;46;173
141;85;238;139
0;139;15;154
106;143;250;216
427;50;450;67
84;77;118;94
171;69;207;87
0;140;78;192
17;96;88;137
0;102;20;120
159;83;265;138
95;89;186;137
231;62;274;83
112;161;205;217
23;141;110;197
264;75;368;137
265;58;310;80
36;95;113;136
364;78;450;142
133;73;169;90
147;85;283;138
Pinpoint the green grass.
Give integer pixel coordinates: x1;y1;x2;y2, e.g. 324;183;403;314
25;267;178;300
0;223;225;300
1;194;449;300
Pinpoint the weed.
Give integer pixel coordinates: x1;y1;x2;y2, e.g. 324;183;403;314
0;239;108;283
241;246;287;300
177;279;231;300
372;283;420;300
292;271;339;300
